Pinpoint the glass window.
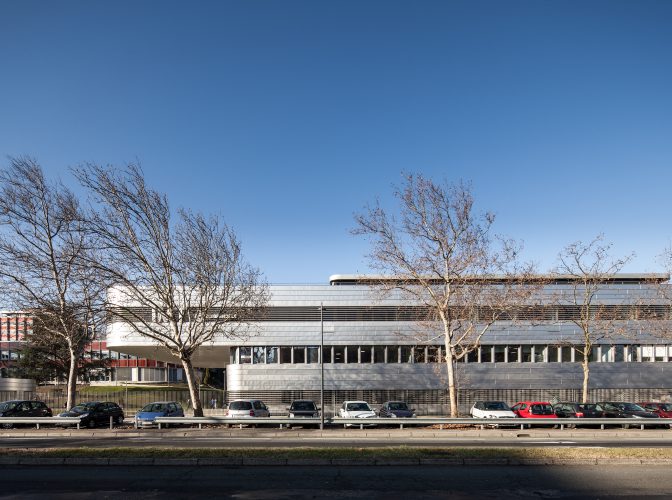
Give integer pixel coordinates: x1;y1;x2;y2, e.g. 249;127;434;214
533;345;545;363
252;347;265;364
280;347;292;364
614;345;625;362
627;345;639;362
322;346;332;363
427;346;440;363
414;347;427;363
465;348;476;363
373;345;386;363
359;346;372;363
599;346;611;363
521;345;532;363
507;346;519;363
547;346;558;362
655;346;666;362
668;346;672;362
574;346;585;363
266;347;279;364
239;347;252;364
346;346;358;364
589;347;599;362
561;346;572;362
388;346;399;363
481;346;492;363
400;346;412;363
494;346;505;363
293;347;306;364
306;347;319;364
333;346;345;364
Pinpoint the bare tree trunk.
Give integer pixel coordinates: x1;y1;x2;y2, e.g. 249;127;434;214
444;341;458;417
66;344;78;410
181;357;203;417
581;351;590;404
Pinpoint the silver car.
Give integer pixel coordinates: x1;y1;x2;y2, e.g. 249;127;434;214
225;399;271;419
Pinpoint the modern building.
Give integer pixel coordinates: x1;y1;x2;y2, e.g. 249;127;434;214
106;274;672;415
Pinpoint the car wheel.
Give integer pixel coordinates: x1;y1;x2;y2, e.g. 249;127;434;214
1;423;13;430
87;419;96;429
115;415;124;425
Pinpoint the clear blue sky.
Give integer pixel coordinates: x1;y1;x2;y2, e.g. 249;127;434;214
1;1;671;283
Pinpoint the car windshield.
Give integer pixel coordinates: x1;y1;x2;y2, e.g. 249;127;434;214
620;403;645;411
0;402;18;412
580;404;598;411
70;402;97;413
142;403;168;412
388;402;409;411
347;403;371;411
484;402;510;411
291;402;316;411
229;401;253;410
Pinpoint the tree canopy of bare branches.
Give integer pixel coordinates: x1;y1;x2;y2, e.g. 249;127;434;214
75;163;268;416
553;234;633;403
0;157;105;409
353;174;536;416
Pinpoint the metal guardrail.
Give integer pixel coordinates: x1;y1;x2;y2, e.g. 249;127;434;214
0;417;83;429
151;416;672;430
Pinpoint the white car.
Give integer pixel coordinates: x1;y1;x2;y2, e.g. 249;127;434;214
470;401;517;419
339;401;377;426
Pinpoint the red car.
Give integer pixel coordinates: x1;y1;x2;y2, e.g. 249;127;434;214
511;401;558;419
638;402;672;419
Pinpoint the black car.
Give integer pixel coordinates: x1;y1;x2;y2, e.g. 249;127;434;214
59;401;125;428
286;400;319;427
378;401;416;418
553;402;605;419
0;400;53;428
596;402;660;427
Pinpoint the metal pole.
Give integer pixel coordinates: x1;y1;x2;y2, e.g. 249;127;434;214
320;302;324;430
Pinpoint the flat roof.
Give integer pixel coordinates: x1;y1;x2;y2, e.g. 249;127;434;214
329;273;670;285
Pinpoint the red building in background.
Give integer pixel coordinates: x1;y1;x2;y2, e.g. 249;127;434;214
0;312;182;383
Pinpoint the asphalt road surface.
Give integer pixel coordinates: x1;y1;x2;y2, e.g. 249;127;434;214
0;464;669;499
2;429;672;449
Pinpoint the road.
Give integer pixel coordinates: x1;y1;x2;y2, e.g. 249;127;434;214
2;427;672;448
0;464;669;499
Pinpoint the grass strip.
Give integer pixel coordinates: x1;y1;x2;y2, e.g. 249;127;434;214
1;447;671;460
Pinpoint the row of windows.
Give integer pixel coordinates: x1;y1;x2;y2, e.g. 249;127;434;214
111;304;672;324
230;345;672;365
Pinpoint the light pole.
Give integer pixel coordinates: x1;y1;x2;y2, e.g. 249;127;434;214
320;302;324;430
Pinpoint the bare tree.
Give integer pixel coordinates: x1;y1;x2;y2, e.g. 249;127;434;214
353;174;535;416
553;235;633;403
0;157;105;409
75;164;268;417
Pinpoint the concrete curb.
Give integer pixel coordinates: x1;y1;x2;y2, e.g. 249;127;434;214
2;457;672;466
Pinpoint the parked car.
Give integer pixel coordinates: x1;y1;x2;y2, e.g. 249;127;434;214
339;401;377;426
638;402;672;419
58;401;125;428
286;400;320;428
552;402;605;419
597;401;660;427
511;401;557;420
135;401;184;428
0;400;52;428
470;401;516;419
225;399;271;419
378;401;416;418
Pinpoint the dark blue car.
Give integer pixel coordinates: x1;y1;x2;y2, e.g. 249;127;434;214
378;401;416;418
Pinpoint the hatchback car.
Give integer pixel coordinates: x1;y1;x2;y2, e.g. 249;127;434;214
286;400;320;428
553;402;605;419
597;401;660;427
379;401;416;418
470;401;516;419
59;401;125;428
225;399;271;419
0;400;52;428
511;401;557;419
135;401;184;428
339;401;377;426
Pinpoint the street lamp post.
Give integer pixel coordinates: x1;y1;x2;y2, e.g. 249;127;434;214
320;302;324;430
